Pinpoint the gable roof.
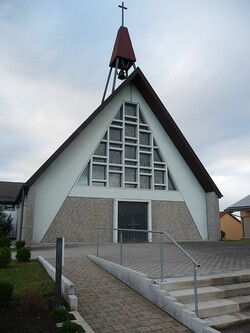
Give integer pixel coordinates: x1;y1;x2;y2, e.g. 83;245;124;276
0;181;24;204
220;211;241;223
26;67;222;198
225;194;250;212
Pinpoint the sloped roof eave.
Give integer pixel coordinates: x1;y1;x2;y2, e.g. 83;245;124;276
25;67;222;198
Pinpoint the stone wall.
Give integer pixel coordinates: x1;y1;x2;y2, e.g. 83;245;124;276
42;197;113;243
151;200;201;241
206;192;221;241
22;186;36;245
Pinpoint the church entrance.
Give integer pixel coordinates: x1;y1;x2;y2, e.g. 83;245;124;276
118;201;148;243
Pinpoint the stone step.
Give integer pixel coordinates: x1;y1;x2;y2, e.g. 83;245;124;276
169;286;224;304
206;311;250;330
186;299;239;318
218;282;250;298
230;295;250;311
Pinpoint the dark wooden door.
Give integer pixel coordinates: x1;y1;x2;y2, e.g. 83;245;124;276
118;201;148;243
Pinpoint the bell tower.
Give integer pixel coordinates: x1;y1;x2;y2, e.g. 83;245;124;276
102;2;136;103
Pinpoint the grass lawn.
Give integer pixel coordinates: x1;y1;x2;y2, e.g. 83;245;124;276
0;259;55;299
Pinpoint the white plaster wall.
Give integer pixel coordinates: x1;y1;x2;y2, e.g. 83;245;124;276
32;82;208;242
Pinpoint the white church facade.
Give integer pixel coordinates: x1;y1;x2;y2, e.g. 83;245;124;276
7;12;222;244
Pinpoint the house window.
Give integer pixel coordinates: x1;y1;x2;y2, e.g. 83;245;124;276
77;102;177;191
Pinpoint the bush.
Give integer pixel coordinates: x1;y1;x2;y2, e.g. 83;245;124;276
0;235;11;248
0;207;13;236
0;247;11;268
58;321;84;333
221;230;226;240
0;282;13;308
16;247;31;262
50;306;71;323
15;240;26;249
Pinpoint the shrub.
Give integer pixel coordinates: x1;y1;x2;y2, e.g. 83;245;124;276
50;306;71;323
0;235;11;248
15;240;26;249
0;207;13;236
20;290;48;315
58;321;84;333
0;282;13;308
16;247;31;262
221;230;226;240
0;247;11;268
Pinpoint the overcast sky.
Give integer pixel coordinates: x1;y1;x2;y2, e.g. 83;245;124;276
0;0;249;210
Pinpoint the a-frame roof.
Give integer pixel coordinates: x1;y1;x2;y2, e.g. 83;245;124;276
26;67;222;198
225;194;250;212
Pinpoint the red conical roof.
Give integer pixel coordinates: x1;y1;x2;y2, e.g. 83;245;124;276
109;26;136;69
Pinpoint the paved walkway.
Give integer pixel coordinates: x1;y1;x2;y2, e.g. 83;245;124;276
31;241;250;333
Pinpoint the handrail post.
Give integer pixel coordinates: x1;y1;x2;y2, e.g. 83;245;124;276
193;263;198;316
120;230;123;266
160;233;164;281
96;228;99;257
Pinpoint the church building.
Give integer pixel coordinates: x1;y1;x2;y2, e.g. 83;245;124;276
14;4;222;244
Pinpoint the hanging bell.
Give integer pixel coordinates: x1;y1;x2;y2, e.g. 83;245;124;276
118;69;126;80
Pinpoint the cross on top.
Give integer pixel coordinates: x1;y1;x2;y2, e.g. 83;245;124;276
118;2;127;27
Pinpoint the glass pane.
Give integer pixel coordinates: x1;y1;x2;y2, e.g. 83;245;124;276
125;184;137;188
78;162;89;185
140;153;151;167
140;175;151;189
109;166;122;171
109;173;121;187
125;145;136;159
125;124;137;137
92;182;106;186
125;103;136;117
125;160;137;166
102;132;107;140
93;165;106;180
140;168;151;174
125;168;136;182
140;132;150;145
93;157;106;163
115;106;123;120
109;150;122;164
168;172;176;190
94;142;106;156
139;110;146;124
154;149;163;162
154;170;165;184
110;128;122;142
154;185;165;190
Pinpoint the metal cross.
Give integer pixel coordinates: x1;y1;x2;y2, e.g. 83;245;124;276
118;2;127;27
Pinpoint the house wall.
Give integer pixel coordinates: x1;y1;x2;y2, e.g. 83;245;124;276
26;83;218;243
220;214;241;240
206;192;221;240
241;211;250;238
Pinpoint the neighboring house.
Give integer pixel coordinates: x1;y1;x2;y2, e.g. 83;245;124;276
1;21;222;245
0;181;24;238
225;195;250;239
220;212;242;240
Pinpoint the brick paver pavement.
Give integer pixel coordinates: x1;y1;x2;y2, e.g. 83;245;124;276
31;241;250;333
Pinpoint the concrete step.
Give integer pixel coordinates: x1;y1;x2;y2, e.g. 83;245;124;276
186;299;239;318
169;286;224;304
206;311;250;329
230;295;250;311
218;282;250;298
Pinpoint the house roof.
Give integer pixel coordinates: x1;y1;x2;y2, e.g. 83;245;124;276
220;211;241;223
26;67;222;198
0;181;24;204
225;194;250;212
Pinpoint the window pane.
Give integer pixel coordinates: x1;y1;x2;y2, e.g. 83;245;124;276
140;175;151;189
125;103;136;117
115;106;123;120
168;172;176;190
93;165;106;180
78;163;89;185
154;170;165;184
140;132;150;145
139;110;146;124
154;149;163;162
125;145;136;159
109;173;121;187
125;168;136;182
140;153;151;167
92;181;106;186
94;142;106;156
110;128;122;142
125;124;137;137
154;185;165;190
109;150;122;164
125;184;137;188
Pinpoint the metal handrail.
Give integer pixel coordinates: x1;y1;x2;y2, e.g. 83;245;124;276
96;227;200;316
